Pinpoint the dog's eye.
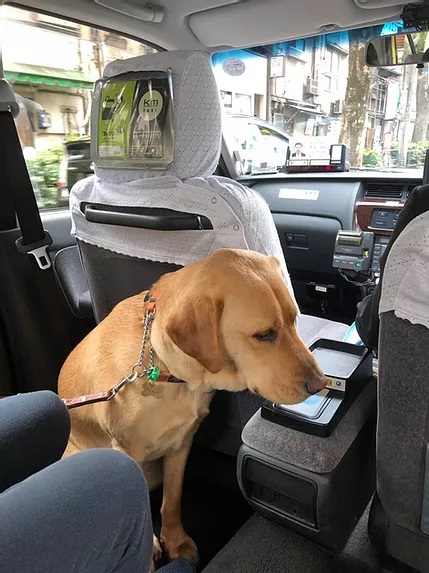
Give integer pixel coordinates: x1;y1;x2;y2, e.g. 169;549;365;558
253;329;278;343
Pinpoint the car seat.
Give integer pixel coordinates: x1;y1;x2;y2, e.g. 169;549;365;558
64;50;348;455
369;209;429;572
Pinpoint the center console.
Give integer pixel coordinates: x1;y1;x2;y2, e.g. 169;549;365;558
237;339;376;553
370;235;389;274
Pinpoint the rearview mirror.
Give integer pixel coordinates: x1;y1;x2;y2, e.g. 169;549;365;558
366;31;429;67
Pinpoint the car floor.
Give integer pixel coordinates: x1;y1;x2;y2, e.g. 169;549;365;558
150;443;253;571
150;443;384;573
202;503;382;573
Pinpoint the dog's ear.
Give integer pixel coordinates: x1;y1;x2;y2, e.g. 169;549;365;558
166;297;224;373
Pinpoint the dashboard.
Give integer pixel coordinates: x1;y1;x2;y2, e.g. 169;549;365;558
239;172;419;301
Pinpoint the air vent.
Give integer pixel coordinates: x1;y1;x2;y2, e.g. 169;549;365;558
365;183;403;199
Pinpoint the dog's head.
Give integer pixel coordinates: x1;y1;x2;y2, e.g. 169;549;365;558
157;249;326;404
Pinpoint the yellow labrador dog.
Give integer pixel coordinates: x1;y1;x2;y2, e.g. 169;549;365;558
58;248;326;566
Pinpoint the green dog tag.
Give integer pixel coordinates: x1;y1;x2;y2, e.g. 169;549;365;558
148;366;160;381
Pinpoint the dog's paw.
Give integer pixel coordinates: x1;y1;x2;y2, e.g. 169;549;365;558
153;534;163;563
150;534;163;572
161;528;198;564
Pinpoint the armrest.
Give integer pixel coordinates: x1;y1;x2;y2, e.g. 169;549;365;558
242;380;376;473
53;245;93;319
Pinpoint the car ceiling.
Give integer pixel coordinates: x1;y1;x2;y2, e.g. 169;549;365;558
5;0;413;52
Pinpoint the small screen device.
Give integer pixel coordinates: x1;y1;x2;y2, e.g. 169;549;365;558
261;339;372;437
330;143;349;169
275;388;330;419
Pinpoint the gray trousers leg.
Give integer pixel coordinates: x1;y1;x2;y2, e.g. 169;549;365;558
0;392;153;573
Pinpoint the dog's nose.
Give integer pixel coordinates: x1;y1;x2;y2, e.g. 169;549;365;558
305;374;327;395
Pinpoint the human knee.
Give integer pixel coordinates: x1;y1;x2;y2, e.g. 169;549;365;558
1;391;70;459
70;449;150;510
35;391;71;455
44;391;71;435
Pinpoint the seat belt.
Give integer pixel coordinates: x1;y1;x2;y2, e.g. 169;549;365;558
0;78;53;270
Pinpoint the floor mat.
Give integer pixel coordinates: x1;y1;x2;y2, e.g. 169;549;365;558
151;444;253;571
202;504;381;573
201;514;336;573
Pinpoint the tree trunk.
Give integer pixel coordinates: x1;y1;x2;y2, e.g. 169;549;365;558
412;31;429;142
412;71;429;142
398;64;417;167
340;29;374;167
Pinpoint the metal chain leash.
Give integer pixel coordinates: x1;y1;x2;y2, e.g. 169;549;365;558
59;303;164;408
127;308;161;388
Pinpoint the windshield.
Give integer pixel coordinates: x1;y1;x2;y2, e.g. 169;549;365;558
1;4;425;191
213;22;427;174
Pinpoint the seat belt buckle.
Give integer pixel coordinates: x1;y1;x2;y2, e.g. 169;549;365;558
16;231;53;270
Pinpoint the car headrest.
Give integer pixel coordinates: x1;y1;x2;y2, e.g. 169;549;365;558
94;50;221;182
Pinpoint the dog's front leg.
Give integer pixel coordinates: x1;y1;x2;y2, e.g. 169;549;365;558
160;432;198;563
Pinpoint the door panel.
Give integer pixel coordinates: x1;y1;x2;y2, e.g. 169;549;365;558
42;209;75;253
0;227;94;395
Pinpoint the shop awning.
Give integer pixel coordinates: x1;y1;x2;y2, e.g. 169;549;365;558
4;62;94;89
271;96;325;116
288;104;325;116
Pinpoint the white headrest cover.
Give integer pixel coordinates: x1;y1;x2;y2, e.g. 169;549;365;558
95;50;221;182
380;211;429;330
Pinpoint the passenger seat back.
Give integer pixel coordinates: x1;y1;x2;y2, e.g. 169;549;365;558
70;50;296;322
68;50;348;455
369;210;429;571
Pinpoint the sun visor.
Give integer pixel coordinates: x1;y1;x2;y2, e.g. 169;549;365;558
354;0;407;8
188;0;404;48
91;69;174;170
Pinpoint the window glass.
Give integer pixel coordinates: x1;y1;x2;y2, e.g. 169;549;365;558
222;115;289;175
0;6;156;209
213;22;427;173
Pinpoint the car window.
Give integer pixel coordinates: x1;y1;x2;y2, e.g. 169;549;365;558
213;22;427;175
0;5;157;209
